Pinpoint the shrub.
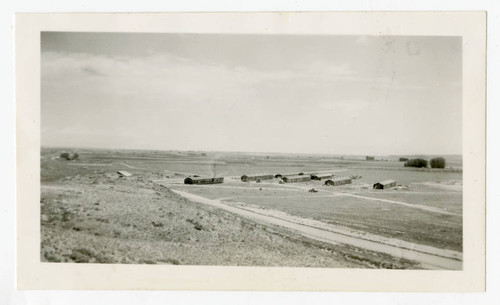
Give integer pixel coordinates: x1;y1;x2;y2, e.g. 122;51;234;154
68;152;79;160
59;152;78;160
404;159;428;168
399;157;409;162
430;157;446;169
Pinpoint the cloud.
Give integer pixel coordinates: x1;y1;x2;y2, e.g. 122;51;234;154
81;66;106;77
41;43;462;154
41;50;362;110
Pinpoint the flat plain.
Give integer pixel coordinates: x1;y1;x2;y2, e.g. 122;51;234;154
40;148;463;269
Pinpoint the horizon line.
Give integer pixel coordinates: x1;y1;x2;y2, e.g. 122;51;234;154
40;145;463;157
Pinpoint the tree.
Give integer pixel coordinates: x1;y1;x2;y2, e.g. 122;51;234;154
404;158;428;168
430;157;446;169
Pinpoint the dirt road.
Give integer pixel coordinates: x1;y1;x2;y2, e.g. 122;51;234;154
169;188;462;270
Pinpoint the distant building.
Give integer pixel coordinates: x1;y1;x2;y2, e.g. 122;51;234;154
324;177;352;186
366;156;375;161
117;171;133;177
282;175;311;183
275;173;300;178
184;177;224;185
310;173;334;181
399;157;409;162
373;179;396;189
241;174;274;182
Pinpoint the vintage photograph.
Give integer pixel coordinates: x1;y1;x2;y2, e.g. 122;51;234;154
40;32;463;270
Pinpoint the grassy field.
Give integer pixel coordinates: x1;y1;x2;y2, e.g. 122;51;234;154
40;147;462;268
171;181;462;252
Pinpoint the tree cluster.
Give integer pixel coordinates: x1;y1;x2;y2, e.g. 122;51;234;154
404;157;446;168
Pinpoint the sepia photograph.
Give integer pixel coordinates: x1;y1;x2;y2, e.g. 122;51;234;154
40;32;463;270
14;12;486;292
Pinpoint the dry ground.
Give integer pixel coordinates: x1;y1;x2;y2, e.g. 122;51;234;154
42;171;420;268
40;148;460;269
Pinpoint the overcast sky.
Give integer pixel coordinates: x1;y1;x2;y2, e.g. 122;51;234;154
41;32;462;155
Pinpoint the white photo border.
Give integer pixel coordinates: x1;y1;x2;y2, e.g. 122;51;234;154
16;12;486;291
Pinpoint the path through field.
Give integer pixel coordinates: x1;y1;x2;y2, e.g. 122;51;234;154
265;182;460;216
168;187;462;270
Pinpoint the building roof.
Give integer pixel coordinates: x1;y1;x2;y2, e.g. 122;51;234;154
284;175;310;179
324;176;351;182
313;173;333;177
332;176;351;180
325;177;351;183
376;179;396;185
242;174;274;177
186;176;223;180
117;171;132;177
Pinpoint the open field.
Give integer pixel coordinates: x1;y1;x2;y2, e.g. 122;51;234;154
41;180;368;267
41;148;463;269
